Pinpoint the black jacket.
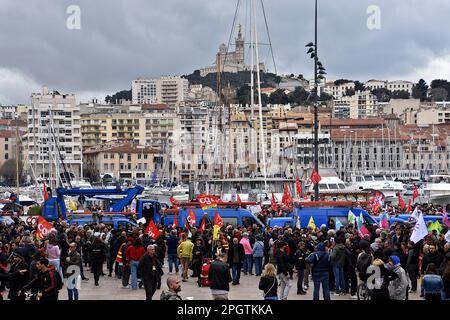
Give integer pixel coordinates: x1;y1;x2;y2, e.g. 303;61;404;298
258;275;278;297
276;249;293;276
294;249;307;270
227;242;245;266
421;252;444;275
138;254;163;280
208;259;232;291
90;242;107;263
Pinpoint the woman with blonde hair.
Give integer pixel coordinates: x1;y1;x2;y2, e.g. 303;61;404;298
258;263;278;300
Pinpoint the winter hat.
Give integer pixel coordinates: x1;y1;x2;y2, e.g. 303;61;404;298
389;255;400;267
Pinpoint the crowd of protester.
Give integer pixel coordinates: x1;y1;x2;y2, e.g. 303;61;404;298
0;202;449;301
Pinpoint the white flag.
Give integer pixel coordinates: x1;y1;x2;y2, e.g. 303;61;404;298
410;212;429;243
348;210;356;225
445;230;450;243
136;217;146;225
409;206;421;222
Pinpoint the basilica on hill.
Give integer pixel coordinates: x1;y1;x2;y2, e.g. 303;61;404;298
200;24;266;76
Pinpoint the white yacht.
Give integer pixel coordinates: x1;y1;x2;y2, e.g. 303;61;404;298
422;175;450;205
349;174;405;200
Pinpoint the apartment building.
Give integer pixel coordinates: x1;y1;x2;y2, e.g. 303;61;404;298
26;86;82;184
80;103;176;149
132;76;189;106
83;142;161;185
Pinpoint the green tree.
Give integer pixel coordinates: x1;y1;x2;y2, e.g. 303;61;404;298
430;87;448;101
269;89;289;104
344;88;356;97
412;79;429;101
371;88;392;102
354;81;365;92
391;90;410;99
334;79;352;86
288;86;310;105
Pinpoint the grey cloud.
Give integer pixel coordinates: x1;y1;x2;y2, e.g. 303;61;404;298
1;0;450;105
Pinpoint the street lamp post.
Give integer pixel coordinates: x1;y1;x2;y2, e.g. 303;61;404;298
306;0;327;200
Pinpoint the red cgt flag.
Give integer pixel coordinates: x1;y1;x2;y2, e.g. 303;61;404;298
37;216;54;240
145;219;161;240
295;178;302;197
397;192;406;211
169;196;179;208
199;214;207;233
271;192;278;212
310;170;321;185
214;211;223;228
237;194;242;206
412;184;419;202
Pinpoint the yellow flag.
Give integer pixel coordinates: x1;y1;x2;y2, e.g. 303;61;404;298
69;198;77;211
307;216;316;229
213;225;221;240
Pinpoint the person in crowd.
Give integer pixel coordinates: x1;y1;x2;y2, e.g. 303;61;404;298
294;241;307;295
276;241;293;300
240;233;253;275
252;235;265;276
160;275;182;300
0;252;29;300
387;255;409;300
370;258;399;301
258;263;278;300
306;242;331;300
64;242;81;300
22;258;61;300
125;237;145;290
208;252;232;300
46;234;62;279
421;244;444;275
421;263;444;301
167;229;180;274
138;245;163;300
90;236;107;286
177;234;194;282
227;237;245;285
330;236;346;296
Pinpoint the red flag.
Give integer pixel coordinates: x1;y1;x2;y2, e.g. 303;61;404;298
199;215;207;233
145;219;161;240
295;178;302;197
412;184;419;202
169;196;179;208
37;216;54;239
43;182;49;201
237;194;242;206
397;192;406;211
186;209;197;228
281;183;293;206
310;170;322;185
197;194;218;210
213;211;223;228
357;224;371;239
172;213;178;229
406;199;412;213
271;192;278;212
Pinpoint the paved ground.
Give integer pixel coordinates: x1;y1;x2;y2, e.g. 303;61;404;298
56;262;422;301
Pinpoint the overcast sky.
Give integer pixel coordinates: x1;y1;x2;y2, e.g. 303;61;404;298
1;0;450;105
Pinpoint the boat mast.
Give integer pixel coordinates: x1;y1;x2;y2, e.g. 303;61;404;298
15;114;20;196
253;0;268;192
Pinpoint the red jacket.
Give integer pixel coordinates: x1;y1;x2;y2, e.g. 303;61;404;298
125;245;145;262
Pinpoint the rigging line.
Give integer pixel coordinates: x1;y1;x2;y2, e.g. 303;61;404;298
220;0;241;77
260;0;277;75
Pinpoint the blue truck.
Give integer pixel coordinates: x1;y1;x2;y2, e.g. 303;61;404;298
267;205;377;229
164;207;266;230
42;186;162;226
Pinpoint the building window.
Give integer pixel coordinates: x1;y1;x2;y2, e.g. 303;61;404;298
5;153;8;160
104;163;108;170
